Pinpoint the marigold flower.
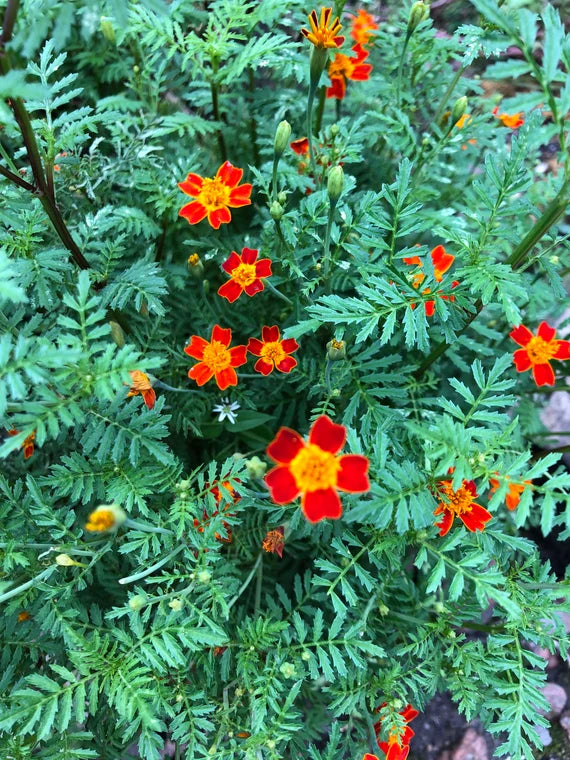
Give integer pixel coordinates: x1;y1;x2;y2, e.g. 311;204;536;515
510;322;570;387
403;244;458;316
184;325;247;391
301;7;344;49
489;474;532;511
492;106;524;129
247;326;299;376
126;370;156;410
434;477;492;536
85;503;126;532
194;481;240;543
262;526;285;558
178;161;252;229
264;415;370;523
350;9;378;45
17;611;31;622
327;43;372;100
290;137;310;155
8;429;35;459
218;248;272;303
375;704;418;760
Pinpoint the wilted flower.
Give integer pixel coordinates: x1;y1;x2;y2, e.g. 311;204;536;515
492;106;524;128
262;526;285;558
8;429;36;460
126;370;156;410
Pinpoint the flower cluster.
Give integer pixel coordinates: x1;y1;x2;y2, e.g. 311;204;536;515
327;43;372;100
403;244;458;316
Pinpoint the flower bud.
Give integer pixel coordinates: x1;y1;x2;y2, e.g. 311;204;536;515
378;603;389;616
274;120;292;156
245;455;267;479
139;300;149;317
55;553;85;567
408;1;429;33
129;594;147;611
202;279;210;295
169;598;184;611
270;201;284;221
109;321;125;348
85;503;126;533
100;16;116;43
326;338;346;361
277;191;287;206
330;123;339;137
279;662;296;678
301;650;311;661
451;96;468;127
197;570;211;584
188;253;204;278
327;166;344;203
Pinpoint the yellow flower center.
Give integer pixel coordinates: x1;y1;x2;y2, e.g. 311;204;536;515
330;339;344;350
260;340;287;365
289;443;340;492
525;336;557;364
202;340;231;372
440;483;473;516
197;177;230;211
329;53;353;79
231;262;257;287
188;253;200;266
86;509;115;532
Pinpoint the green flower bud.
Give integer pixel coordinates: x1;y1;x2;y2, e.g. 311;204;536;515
202;280;210;296
378;603;389;616
169;598;184;611
197;570;211;584
408;1;429;33
187;253;204;278
301;650;311;661
451;96;468;128
277;191;287;206
100;16;116;44
330;123;339;137
270;201;284;221
245;455;267;479
326;338;346;361
274;120;292;156
279;661;296;678
327;165;344;203
109;321;125;348
393;698;404;710
55;553;85;567
129;594;147;611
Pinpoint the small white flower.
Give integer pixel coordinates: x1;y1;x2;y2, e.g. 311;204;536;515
212;398;240;424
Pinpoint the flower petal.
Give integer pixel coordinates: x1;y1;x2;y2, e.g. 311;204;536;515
255;258;272;278
184;335;209;360
254;357;274;375
337;454;370;492
431;244;454;280
228;185;253;207
215;366;238;390
275;355;297;373
208;206;231;229
142;388;156;410
327;76;346;100
216;161;243;188
221;251;242;274
178;173;204;196
509;324;533;347
460;502;492;532
189;362;214;386
247;338;264;356
240;247;258;265
212;325;231;347
309;415;346;454
229;345;248;367
244;279;265;297
267;427;305;464
435;508;454;536
280;338;299;354
290;137;309;155
262;325;280;343
265;465;300;504
424;300;435;317
302;488;342;523
513;348;532;372
218;279;243;303
554;340;570;360
179;201;208;225
537;321;556;341
533;361;555;386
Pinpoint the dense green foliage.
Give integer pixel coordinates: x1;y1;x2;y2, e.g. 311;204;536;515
1;0;570;758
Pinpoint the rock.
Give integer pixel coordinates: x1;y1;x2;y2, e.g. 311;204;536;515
540;684;567;718
535;724;553;746
530;643;560;670
451;728;488;760
560;710;570;741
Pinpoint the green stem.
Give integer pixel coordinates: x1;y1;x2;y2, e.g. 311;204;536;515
123;518;175;536
248;67;261;169
0;567;55;604
118;544;185;585
433;65;465;125
395;32;411;108
322;200;337;282
227;553;262;612
209;63;227;162
314;84;326;137
271;155;279;202
306;84;318;178
265;278;293;306
254;554;263;614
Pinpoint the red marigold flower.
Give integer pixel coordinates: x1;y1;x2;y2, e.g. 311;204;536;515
375;704;419;760
218;248;272;303
489;474;532;511
290;137;310;155
434;477;492;536
264;415;370;523
178;161;252;229
247;325;299;376
126;370;156;410
184;325;247;390
510;322;570;387
262;526;285;558
327;43;372;100
492;106;524;129
8;429;35;459
301;7;344;49
350;8;378;45
403;244;458;316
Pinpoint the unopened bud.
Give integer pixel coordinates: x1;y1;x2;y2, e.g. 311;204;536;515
279;662;296;678
128;594;147;611
451;96;468;127
109;321;125;348
327;165;344;203
197;570;211;584
139;300;149;317
277;191;287;206
188;253;204;278
169;598;184;611
378;603;389;616
550;255;559;264
245;455;267;479
274;120;292;156
133;64;140;74
330;123;339;137
301;650;311;661
100;16;116;43
326;338;346;361
202;280;210;295
56;553;85;567
270;201;284;221
393;698;404;710
408;1;429;33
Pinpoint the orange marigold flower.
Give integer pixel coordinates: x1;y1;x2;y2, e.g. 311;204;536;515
126;370;156;410
8;429;35;459
184;325;247;391
247;325;299;376
290;137;310;155
492;106;524;129
510;322;570;387
434;477;492;536
178;161;252;229
363;756;380;760
18;611;31;622
350;9;378;45
489;474;532;511
375;704;419;760
264;415;370;523
85;503;126;532
403;244;458;316
327;43;373;100
218;247;272;303
262;526;285;558
301;7;345;49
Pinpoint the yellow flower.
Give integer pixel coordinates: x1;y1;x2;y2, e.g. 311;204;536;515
85;503;126;532
301;7;345;49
